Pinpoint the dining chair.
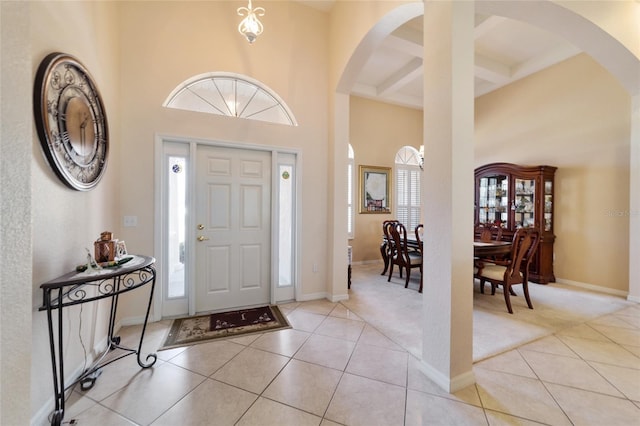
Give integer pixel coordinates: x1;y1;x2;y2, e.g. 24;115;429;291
474;224;506;284
388;223;423;292
476;228;539;314
475;223;503;242
380;220;399;275
475;224;493;242
414;224;424;293
414;224;424;245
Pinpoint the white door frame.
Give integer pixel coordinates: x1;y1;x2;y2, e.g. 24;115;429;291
153;134;301;320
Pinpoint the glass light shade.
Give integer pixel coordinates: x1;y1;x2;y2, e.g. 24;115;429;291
237;1;265;44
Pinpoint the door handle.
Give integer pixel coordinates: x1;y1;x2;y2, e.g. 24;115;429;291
197;236;210;242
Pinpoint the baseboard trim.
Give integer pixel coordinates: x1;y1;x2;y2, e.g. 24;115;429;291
352;259;383;266
31;354;100;426
554;278;628;298
118;316;146;327
416;358;476;393
329;293;349;303
627;294;640;303
293;291;349;303
296;292;328;302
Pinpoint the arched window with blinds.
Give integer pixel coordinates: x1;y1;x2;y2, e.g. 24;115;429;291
395;146;422;230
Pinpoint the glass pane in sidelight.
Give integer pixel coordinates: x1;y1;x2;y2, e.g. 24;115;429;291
167;156;186;298
278;165;294;287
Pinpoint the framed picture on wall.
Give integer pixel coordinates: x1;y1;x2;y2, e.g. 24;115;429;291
359;165;391;213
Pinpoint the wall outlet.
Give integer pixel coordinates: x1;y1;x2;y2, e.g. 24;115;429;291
123;215;138;227
313;263;318;273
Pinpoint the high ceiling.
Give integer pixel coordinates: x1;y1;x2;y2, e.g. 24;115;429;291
298;1;581;109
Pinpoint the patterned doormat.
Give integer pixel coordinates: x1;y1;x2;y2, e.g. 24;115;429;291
159;305;290;350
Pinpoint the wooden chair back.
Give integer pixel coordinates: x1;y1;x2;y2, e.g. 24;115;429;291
477;228;539;313
383;220;399;240
388;222;423;292
475;223;503;242
382;220;399;255
414;224;424;251
380;220;400;276
505;228;538;285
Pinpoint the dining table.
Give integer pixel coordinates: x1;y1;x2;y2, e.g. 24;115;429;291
473;240;512;257
380;236;512;275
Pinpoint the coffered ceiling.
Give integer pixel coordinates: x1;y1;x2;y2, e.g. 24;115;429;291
299;1;582;109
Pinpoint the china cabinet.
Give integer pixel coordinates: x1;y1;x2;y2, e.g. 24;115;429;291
474;163;557;283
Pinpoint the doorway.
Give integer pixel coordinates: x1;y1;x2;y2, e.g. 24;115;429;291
155;138;299;319
194;145;271;312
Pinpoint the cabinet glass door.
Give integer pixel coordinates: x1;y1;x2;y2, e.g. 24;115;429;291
478;175;508;227
514;178;535;228
544;179;553;231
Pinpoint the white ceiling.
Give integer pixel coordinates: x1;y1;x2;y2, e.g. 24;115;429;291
297;1;581;109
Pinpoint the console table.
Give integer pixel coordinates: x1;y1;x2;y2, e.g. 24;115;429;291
39;255;157;426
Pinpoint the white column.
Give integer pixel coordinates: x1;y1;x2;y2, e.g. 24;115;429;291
628;93;640;303
419;0;476;392
329;92;350;301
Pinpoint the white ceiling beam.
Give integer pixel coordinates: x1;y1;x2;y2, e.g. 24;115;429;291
351;82;422;110
512;44;581;80
391;24;423;46
474;15;507;38
385;32;423;58
351;82;378;99
474;53;511;84
475;80;500;98
378;58;423;96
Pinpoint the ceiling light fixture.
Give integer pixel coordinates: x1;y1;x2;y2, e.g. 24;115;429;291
237;0;265;44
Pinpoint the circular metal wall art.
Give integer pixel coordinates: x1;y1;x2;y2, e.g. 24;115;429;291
33;52;109;191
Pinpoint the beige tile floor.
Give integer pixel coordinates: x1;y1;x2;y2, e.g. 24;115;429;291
59;264;640;425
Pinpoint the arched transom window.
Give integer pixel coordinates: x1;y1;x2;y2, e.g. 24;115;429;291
163;72;297;126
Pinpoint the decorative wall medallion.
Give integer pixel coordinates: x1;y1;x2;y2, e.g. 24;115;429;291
33;52;109;191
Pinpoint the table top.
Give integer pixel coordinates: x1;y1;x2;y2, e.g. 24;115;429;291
382;235;512;261
41;255;155;289
473;241;511;247
473;240;511;257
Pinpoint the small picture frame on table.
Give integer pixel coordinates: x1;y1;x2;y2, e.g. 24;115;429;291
116;241;128;258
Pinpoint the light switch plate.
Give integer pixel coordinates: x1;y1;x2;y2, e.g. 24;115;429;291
123;216;138;227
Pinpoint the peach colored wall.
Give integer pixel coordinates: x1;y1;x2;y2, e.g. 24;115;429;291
4;1;636;421
475;54;631;292
352;53;631;294
556;0;640;57
115;1;330;316
349;96;423;263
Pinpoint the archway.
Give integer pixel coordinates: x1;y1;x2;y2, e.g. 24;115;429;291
333;0;640;392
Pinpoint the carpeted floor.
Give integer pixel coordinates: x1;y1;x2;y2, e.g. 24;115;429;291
345;263;634;361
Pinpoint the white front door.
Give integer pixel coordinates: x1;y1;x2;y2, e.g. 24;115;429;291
195;145;271;313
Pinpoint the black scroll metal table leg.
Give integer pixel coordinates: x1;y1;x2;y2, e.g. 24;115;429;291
40;255;159;425
136;269;157;368
108;276;121;348
45;288;65;426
